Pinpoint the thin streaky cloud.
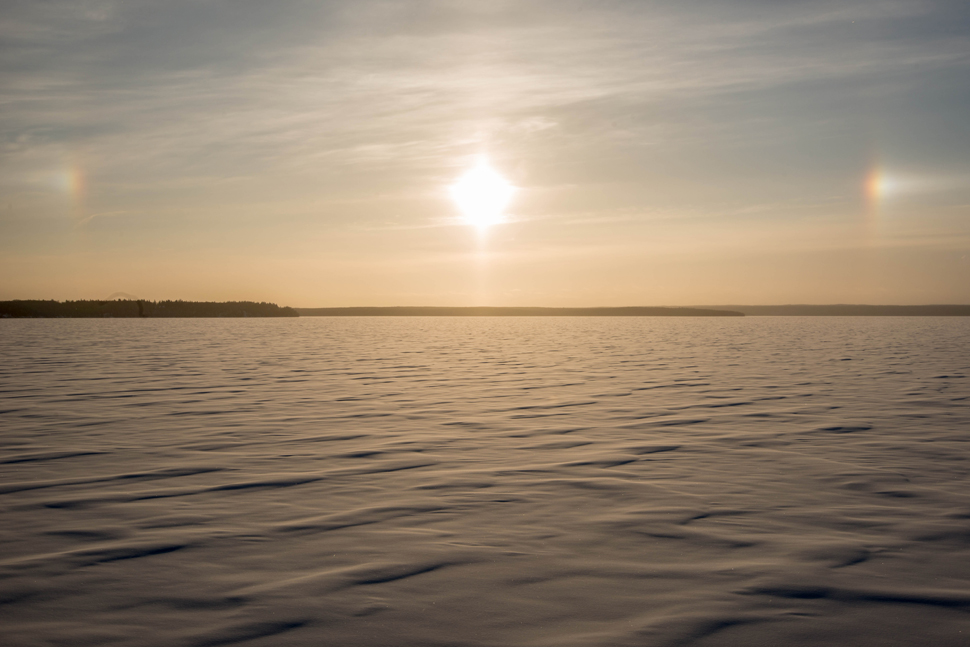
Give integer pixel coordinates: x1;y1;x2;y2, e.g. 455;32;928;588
0;0;968;303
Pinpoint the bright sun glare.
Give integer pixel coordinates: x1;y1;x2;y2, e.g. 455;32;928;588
450;158;515;228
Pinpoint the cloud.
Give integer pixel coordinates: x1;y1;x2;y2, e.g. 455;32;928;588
4;0;967;186
75;210;135;227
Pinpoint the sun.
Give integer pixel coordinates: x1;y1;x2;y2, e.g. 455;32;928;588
450;158;516;228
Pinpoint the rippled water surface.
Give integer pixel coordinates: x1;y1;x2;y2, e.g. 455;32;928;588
2;317;969;646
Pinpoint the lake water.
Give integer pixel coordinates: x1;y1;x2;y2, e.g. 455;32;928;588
1;317;969;646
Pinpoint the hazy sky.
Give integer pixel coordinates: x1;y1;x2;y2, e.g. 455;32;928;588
2;0;969;306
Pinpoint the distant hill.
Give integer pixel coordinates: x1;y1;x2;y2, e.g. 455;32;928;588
297;306;744;317
0;300;299;318
699;305;970;316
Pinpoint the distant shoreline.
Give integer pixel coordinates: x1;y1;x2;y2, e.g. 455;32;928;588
297;306;743;317
4;301;970;318
298;305;970;317
296;305;970;317
697;305;970;316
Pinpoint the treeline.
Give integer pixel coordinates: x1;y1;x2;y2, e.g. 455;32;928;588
0;300;299;318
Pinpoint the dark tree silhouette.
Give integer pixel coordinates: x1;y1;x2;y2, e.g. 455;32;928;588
0;300;299;318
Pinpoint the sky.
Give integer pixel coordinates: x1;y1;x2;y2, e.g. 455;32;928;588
1;0;969;306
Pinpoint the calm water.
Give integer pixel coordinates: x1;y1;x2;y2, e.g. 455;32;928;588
1;317;969;647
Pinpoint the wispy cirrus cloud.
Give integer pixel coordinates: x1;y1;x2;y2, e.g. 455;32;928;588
1;0;968;302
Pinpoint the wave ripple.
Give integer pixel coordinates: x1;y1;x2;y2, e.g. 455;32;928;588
1;317;969;646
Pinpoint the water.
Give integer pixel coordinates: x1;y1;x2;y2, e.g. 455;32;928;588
1;317;969;646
